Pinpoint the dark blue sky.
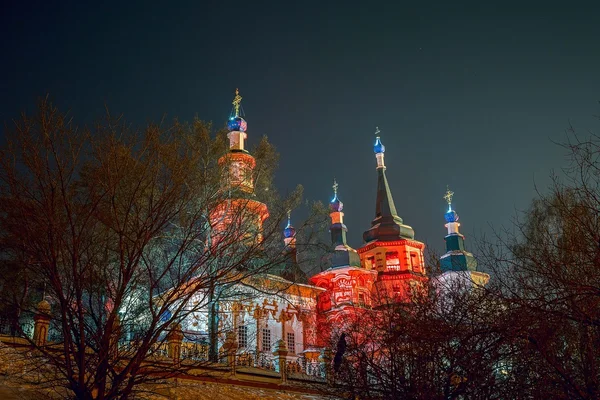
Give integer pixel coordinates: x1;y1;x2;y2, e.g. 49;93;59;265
2;1;599;257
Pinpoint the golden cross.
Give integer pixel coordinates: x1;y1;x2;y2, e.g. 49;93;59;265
443;185;454;207
232;88;242;117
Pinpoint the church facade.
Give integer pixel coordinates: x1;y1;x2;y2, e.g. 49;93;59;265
177;90;490;372
0;90;492;399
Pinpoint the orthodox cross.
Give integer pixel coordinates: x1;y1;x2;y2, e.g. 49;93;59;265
443;186;454;210
232;88;242;117
332;178;338;196
375;126;381;137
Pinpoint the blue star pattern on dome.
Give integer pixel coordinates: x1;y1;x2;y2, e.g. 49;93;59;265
373;127;385;153
330;179;344;212
227;116;247;132
445;209;459;223
284;210;296;238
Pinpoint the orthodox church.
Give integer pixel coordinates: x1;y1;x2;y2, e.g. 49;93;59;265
0;90;492;399
183;90;490;369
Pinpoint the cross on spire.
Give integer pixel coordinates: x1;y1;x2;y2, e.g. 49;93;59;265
232;88;242;117
443;185;454;211
332;178;338;196
375;126;381;137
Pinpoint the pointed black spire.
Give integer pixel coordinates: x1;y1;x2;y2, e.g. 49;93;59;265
363;129;415;242
328;180;361;268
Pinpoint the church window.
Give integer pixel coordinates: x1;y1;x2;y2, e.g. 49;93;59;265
411;252;421;272
358;292;366;307
262;328;271;352
366;256;375;269
386;251;400;270
238;325;248;349
287;332;296;354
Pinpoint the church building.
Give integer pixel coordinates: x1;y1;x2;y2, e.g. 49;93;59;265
178;90;490;369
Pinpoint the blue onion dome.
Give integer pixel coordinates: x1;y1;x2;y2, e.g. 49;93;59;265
444;209;459;223
374;136;385;154
284;221;296;238
330;194;344;212
227;116;247;132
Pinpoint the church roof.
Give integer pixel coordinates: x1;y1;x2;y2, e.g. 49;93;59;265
363;131;415;242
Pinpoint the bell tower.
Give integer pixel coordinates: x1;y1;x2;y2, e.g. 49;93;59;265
358;128;428;306
437;187;489;290
310;181;377;343
211;89;269;244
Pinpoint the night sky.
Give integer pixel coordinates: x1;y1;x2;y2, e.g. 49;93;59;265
2;1;599;259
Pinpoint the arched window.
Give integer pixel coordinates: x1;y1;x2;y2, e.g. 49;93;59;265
410;252;421;273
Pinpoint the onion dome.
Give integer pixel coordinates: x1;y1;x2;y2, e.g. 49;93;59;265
374;137;385;153
283;223;296;238
330;194;344;212
445;209;459;223
284;211;296;238
329;179;344;212
227;116;247;132
373;127;385;153
37;299;51;314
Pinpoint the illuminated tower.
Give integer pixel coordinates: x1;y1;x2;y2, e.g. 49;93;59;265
211;89;269;244
222;88;254;192
328;179;361;269
438;187;489;288
310;181;377;338
358;128;428;305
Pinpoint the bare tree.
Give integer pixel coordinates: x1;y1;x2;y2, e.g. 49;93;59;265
482;123;600;399
0;98;316;399
323;277;519;400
